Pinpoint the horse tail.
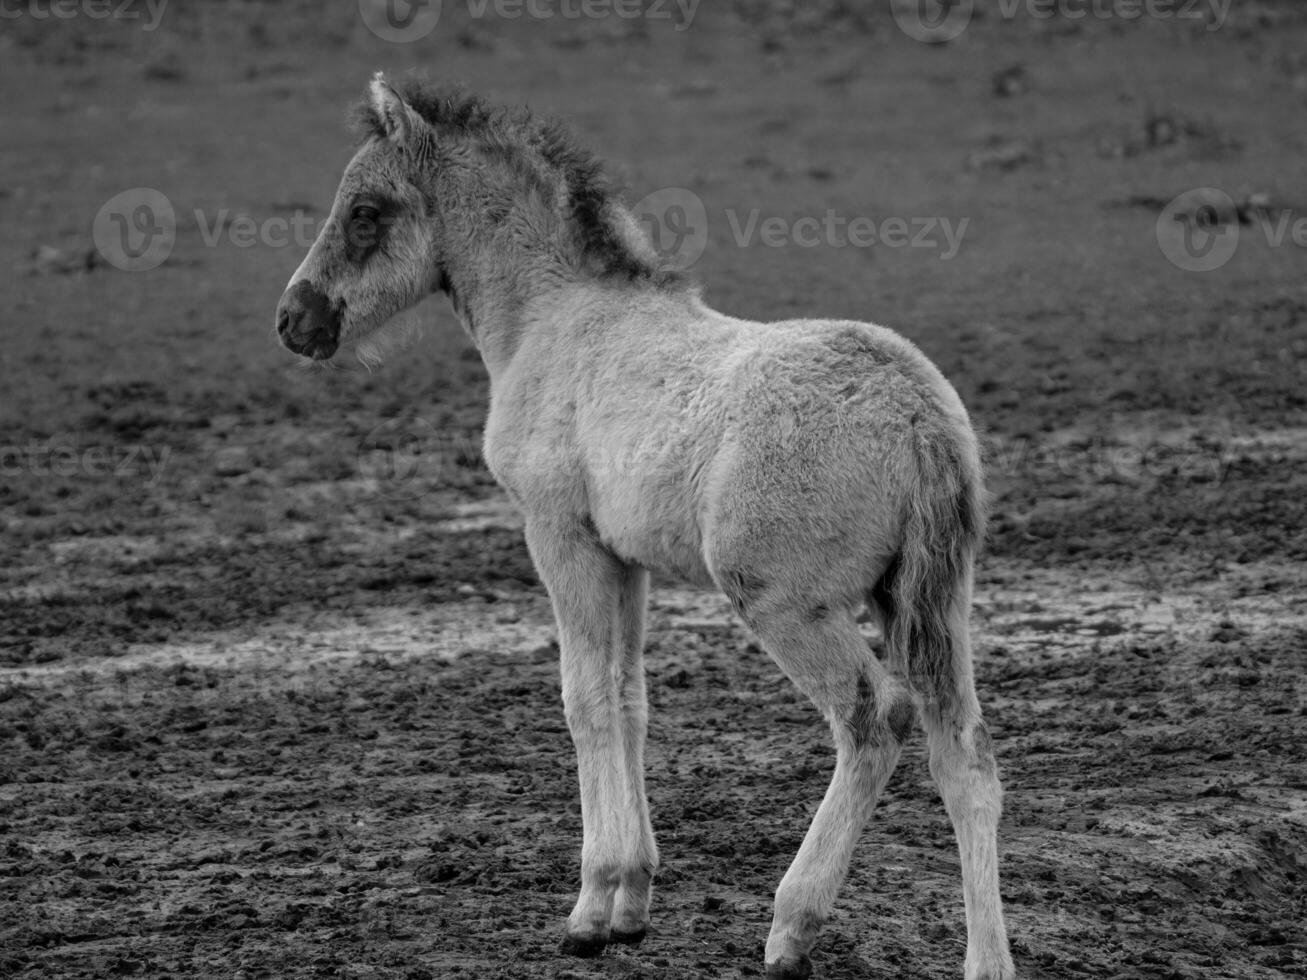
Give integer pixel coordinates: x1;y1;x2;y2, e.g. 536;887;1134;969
875;419;986;719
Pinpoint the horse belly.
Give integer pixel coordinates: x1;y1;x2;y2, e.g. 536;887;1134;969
587;461;712;586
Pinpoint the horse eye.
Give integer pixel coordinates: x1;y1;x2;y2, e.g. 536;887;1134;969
346;206;383;253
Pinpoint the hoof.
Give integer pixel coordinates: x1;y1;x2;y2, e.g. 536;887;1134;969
610;926;647;946
560;932;608;958
965;947;1015;980
965;961;1015;980
765;954;813;980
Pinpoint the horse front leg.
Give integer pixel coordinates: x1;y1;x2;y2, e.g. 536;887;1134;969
524;519;644;957
609;564;657;945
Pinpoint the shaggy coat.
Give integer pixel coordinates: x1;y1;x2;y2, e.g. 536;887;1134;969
274;75;1014;980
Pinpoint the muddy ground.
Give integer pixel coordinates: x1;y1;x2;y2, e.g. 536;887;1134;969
2;2;1306;978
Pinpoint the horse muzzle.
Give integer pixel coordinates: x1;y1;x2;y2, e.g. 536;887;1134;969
275;280;341;360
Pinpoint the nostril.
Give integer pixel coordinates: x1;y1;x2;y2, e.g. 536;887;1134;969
276;281;340;359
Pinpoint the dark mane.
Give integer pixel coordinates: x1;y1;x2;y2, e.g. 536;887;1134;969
353;82;683;288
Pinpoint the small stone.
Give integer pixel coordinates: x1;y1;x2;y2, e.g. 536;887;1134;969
212;446;253;477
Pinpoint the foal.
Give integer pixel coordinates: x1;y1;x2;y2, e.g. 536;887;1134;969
275;75;1014;980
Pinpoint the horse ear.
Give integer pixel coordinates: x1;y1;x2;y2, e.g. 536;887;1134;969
368;72;426;146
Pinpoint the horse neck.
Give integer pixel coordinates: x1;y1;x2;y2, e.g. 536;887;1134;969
433;163;674;377
441;232;570;377
437;184;588;375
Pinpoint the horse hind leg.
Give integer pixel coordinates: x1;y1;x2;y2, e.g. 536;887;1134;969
887;555;1014;980
915;581;1013;980
732;591;915;980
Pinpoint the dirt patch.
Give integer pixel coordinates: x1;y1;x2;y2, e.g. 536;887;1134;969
3;511;1305;978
